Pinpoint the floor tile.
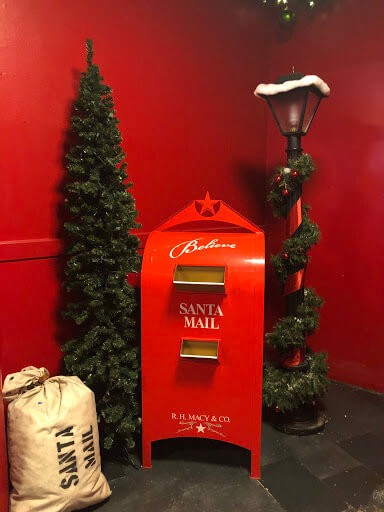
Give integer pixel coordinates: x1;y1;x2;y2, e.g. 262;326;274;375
323;465;384;511
339;434;384;475
101;460;126;481
323;382;384;443
260;422;290;467
282;434;361;480
261;457;347;512
370;425;384;441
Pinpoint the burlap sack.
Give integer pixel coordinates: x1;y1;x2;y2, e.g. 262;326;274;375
3;366;111;512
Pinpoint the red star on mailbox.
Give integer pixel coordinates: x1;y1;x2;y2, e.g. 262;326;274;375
196;191;219;216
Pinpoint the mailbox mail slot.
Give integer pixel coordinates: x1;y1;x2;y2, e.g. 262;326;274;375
173;265;226;293
141;194;265;479
180;339;219;360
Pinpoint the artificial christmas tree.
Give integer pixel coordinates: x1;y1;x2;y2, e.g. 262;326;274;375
63;40;141;450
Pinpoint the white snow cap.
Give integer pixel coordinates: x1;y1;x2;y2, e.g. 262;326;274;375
254;75;330;98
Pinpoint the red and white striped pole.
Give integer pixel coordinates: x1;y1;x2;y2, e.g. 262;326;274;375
282;134;307;370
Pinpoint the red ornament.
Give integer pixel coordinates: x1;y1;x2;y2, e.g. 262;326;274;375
291;171;298;178
274;175;282;184
282;188;289;197
282;252;289;260
275;406;279;413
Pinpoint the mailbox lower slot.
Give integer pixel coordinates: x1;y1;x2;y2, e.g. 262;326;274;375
173;265;225;293
180;340;219;360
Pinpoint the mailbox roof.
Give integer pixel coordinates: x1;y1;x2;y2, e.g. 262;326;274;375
153;194;263;234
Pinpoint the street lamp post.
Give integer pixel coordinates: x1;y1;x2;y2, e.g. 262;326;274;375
255;72;330;433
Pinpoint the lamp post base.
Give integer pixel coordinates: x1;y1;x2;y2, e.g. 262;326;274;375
270;403;327;436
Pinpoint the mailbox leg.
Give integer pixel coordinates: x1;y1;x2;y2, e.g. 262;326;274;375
250;451;260;479
142;440;152;469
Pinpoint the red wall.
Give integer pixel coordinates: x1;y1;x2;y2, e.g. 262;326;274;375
1;0;383;395
0;0;269;379
264;0;384;392
0;337;8;511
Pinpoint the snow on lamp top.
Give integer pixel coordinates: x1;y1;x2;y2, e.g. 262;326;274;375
254;72;330;136
254;73;330;98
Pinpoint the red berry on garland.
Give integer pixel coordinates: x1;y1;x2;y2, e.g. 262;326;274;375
282;252;289;260
291;171;298;178
274;175;282;184
282;188;289;197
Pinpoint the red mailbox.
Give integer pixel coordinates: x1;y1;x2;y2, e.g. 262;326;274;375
141;193;265;478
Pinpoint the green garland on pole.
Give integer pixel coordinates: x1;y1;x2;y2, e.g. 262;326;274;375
263;154;328;412
263;352;328;412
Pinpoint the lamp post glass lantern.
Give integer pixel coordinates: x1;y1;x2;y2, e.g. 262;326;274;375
255;72;330;161
262;73;324;136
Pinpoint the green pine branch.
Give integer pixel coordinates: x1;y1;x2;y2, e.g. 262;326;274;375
263;352;329;412
267;154;316;218
266;288;323;353
270;207;320;286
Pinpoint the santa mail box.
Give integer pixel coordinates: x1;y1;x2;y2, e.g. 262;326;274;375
141;194;265;478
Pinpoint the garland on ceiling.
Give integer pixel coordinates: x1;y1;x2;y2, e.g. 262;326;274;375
263;154;328;412
260;0;333;25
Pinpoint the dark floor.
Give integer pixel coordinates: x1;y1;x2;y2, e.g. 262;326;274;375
87;381;384;512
